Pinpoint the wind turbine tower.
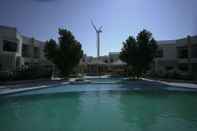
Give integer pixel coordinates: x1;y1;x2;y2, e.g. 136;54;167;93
91;20;103;57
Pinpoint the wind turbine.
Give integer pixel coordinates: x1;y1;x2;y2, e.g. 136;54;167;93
91;20;103;57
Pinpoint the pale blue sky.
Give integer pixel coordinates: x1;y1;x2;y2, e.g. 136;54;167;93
0;0;197;56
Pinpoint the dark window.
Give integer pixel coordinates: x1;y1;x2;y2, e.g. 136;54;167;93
191;45;197;58
178;64;188;72
165;66;173;71
110;58;114;63
156;49;163;58
3;40;17;52
22;44;30;57
177;47;188;58
16;57;21;68
25;62;29;66
192;63;197;75
34;47;40;58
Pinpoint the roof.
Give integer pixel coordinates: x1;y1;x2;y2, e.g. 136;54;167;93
0;25;16;30
88;59;107;65
109;52;120;55
157;40;176;45
110;60;126;66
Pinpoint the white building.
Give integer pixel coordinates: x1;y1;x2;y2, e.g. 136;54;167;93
79;52;126;75
154;35;197;79
80;35;197;79
0;26;50;71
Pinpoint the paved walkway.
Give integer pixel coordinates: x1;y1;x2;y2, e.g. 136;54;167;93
0;82;71;96
142;78;197;89
1;78;197;96
0;85;49;95
0;79;70;95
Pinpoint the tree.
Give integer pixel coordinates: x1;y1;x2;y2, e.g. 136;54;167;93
120;29;158;79
44;28;83;77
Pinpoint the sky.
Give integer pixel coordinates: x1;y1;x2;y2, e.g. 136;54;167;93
0;0;197;56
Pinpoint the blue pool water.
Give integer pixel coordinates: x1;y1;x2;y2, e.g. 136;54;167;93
0;78;197;131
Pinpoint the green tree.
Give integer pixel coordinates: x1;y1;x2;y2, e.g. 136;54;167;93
44;28;83;77
120;29;158;79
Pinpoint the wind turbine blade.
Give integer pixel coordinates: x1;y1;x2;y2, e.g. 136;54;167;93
91;20;97;31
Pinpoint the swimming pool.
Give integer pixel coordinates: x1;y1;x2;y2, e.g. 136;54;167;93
1;78;197;131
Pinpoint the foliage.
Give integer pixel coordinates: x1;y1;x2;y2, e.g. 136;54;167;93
0;65;52;82
44;28;83;77
13;65;52;80
120;29;158;78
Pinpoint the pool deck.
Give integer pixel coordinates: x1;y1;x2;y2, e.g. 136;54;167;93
0;79;70;96
142;78;197;89
0;78;197;96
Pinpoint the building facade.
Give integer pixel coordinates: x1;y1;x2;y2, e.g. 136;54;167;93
0;26;50;72
80;35;197;79
154;36;197;79
1;25;196;79
79;53;127;75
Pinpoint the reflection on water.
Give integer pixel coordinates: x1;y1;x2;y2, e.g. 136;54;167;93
7;79;197;97
1;80;197;131
0;93;81;131
119;92;197;131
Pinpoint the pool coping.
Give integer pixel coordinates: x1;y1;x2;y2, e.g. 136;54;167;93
1;78;197;96
0;82;70;96
0;81;123;96
142;78;197;89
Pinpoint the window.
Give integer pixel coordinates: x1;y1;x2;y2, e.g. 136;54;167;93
191;45;197;58
104;59;108;63
22;44;30;57
16;57;21;68
156;49;163;58
25;62;30;66
165;66;173;71
178;64;188;72
3;40;17;52
177;47;188;58
110;58;114;63
34;47;40;58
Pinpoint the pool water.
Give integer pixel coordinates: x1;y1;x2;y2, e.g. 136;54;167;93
1;79;197;131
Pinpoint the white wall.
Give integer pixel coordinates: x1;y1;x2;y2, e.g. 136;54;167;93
160;44;177;60
0;26;18;70
0;26;48;71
